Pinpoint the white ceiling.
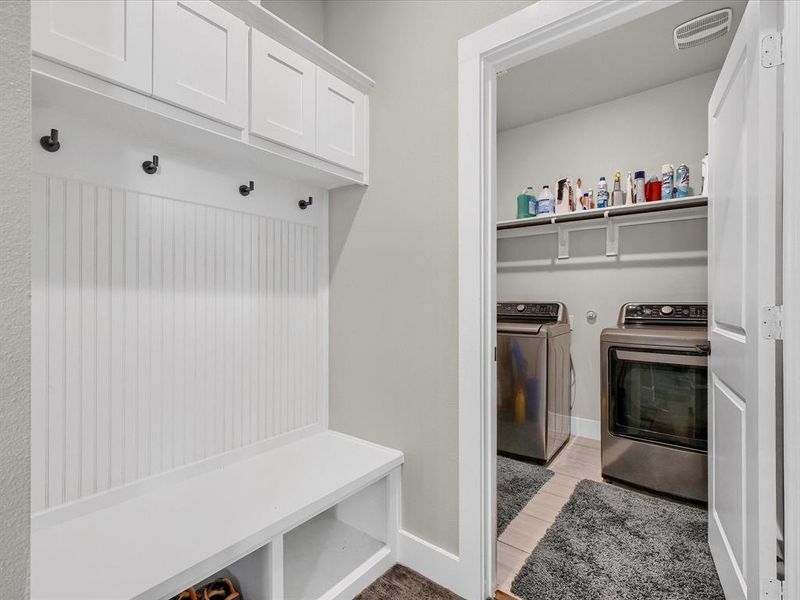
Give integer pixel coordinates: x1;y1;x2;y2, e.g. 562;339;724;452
497;0;746;131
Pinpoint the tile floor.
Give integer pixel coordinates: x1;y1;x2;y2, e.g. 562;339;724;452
496;436;602;596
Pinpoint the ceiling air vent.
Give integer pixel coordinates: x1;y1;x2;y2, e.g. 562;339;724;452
673;8;733;50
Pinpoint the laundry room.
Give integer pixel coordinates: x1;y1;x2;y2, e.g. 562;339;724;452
495;3;722;443
490;1;767;597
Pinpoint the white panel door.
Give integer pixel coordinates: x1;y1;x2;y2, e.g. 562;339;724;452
707;1;780;598
153;0;248;128
250;30;316;154
316;68;366;172
31;0;152;94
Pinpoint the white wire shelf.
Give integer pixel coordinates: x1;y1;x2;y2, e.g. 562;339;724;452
497;195;708;232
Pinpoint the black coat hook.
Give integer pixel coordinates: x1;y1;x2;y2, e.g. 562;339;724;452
142;155;159;174
239;181;255;196
299;196;313;210
40;128;60;152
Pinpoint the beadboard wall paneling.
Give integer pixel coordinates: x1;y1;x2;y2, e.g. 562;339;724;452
31;174;319;512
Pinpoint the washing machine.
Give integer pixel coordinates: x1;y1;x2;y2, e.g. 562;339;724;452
497;302;572;462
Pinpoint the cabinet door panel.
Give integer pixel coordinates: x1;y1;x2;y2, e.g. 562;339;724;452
250;30;316;153
32;0;152;94
153;0;247;129
316;69;366;172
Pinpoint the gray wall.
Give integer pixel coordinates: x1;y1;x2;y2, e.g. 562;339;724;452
261;0;325;45
323;0;532;553
498;71;717;222
497;223;708;423
497;71;713;425
0;0;31;596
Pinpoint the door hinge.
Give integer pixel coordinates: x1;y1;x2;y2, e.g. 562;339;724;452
763;577;783;599
762;32;784;68
761;305;784;340
494;346;497;362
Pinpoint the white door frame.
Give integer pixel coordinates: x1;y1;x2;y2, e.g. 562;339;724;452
456;2;796;599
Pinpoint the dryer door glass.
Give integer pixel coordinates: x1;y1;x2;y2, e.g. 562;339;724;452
608;348;708;451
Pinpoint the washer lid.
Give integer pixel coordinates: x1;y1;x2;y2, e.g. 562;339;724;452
497;322;545;335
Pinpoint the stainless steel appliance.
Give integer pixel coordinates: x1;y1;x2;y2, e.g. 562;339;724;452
601;303;709;502
497;302;571;462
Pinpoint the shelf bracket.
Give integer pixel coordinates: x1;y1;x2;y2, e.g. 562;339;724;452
606;220;619;256
557;225;570;259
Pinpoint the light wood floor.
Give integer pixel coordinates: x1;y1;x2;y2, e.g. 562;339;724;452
496;436;602;596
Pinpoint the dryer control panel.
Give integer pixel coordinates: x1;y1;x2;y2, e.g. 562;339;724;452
622;303;707;325
497;302;563;322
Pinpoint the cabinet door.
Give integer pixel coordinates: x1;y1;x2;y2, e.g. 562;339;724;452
316;69;366;172
31;0;152;94
250;30;316;154
153;0;247;128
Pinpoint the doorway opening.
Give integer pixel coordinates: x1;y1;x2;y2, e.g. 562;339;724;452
456;1;786;598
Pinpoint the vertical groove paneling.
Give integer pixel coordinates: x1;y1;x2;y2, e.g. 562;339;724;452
47;177;65;508
95;185;112;493
123;191;139;482
32;174;320;511
110;188;125;489
64;181;81;502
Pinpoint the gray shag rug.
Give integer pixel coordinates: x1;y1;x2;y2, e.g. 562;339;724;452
511;479;724;600
497;455;554;535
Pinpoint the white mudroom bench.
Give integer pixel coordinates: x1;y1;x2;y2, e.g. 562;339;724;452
31;432;403;600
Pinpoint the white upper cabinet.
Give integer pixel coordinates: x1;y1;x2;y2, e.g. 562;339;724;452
31;1;371;186
153;0;248;129
31;0;153;94
316;69;366;173
250;29;316;154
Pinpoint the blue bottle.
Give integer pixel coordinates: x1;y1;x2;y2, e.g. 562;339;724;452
537;185;554;215
596;176;609;209
676;164;690;198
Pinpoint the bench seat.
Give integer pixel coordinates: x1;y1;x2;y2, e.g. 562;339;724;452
31;431;403;600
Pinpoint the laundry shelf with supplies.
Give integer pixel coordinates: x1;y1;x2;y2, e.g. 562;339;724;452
496;196;707;259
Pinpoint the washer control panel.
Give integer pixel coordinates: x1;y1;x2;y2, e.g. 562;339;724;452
623;303;707;325
497;302;561;321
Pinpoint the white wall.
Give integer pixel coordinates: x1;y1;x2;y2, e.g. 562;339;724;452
323;0;533;556
0;1;31;595
261;0;325;45
31;104;328;514
497;72;714;425
497;71;718;222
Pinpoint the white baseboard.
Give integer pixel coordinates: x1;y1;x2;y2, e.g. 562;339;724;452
398;418;600;598
571;415;601;440
397;530;467;597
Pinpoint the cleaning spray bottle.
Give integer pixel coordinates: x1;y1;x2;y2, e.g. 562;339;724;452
611;171;624;206
625;171;634;205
